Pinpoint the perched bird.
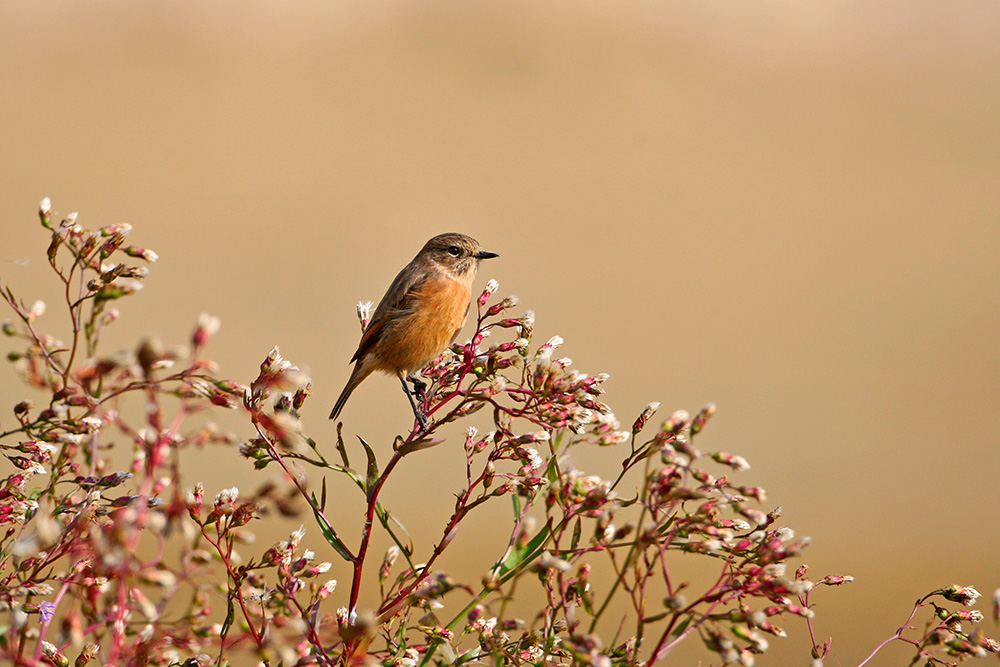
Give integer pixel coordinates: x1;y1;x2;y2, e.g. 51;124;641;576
330;233;499;429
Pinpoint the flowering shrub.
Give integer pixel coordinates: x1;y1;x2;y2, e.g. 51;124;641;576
0;200;995;666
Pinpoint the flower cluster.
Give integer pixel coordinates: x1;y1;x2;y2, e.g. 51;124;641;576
0;201;308;666
1;201;995;667
244;279;858;667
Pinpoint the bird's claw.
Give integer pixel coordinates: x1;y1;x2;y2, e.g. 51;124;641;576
415;409;429;432
408;376;427;400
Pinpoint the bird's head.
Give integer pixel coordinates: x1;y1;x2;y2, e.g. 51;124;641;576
419;232;499;278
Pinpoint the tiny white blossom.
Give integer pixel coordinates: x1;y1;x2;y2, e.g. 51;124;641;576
775;527;795;541
595;412;620;430
81;416;104;431
490;375;507;393
730;455;751;471
763;563;787;577
484;279;499;294
197;313;221;337
522;448;544;471
290;525;306;548
536;551;571;572
40;641;60;659
214;487;239;505
27;301;46;321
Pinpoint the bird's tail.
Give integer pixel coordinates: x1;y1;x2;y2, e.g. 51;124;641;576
329;364;368;421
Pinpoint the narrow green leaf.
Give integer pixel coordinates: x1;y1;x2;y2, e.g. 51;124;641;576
220;590;236;637
580;585;594;615
498;519;552;578
376;504;414;555
358;436;379;499
570;517;582;550
545;456;559;483
310;501;353;562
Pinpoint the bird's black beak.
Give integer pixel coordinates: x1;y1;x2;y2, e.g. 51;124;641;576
476;250;500;260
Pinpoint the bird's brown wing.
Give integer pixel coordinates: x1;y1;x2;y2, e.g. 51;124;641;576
349;265;431;364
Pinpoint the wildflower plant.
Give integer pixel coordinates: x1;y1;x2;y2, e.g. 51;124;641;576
0;201;995;666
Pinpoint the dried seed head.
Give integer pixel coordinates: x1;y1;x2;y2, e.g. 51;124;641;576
632;401;660;433
712;451;751;471
942;585;981;606
123;246;159;262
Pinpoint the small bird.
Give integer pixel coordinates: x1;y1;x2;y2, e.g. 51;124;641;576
330;233;499;429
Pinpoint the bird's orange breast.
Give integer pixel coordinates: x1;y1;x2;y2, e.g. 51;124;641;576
371;274;471;374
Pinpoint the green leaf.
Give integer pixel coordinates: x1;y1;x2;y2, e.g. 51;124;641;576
220;589;236;638
570;517;581;550
376;503;414;555
545;456;559;483
358;436;379;499
497;519;551;579
580;584;594;615
672;616;692;637
311;500;353;562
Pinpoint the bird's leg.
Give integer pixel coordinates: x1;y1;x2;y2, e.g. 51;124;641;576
399;375;429;432
407;375;427;402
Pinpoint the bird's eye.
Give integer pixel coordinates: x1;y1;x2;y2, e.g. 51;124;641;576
447;245;461;257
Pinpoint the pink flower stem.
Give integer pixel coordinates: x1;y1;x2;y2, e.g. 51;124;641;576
855;599;927;667
251;413;353;562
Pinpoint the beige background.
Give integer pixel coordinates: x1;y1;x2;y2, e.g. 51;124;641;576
2;2;999;665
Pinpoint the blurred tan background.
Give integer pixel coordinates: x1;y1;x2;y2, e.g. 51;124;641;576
2;2;999;664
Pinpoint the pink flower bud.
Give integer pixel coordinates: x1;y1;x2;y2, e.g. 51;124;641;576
192;313;221;349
